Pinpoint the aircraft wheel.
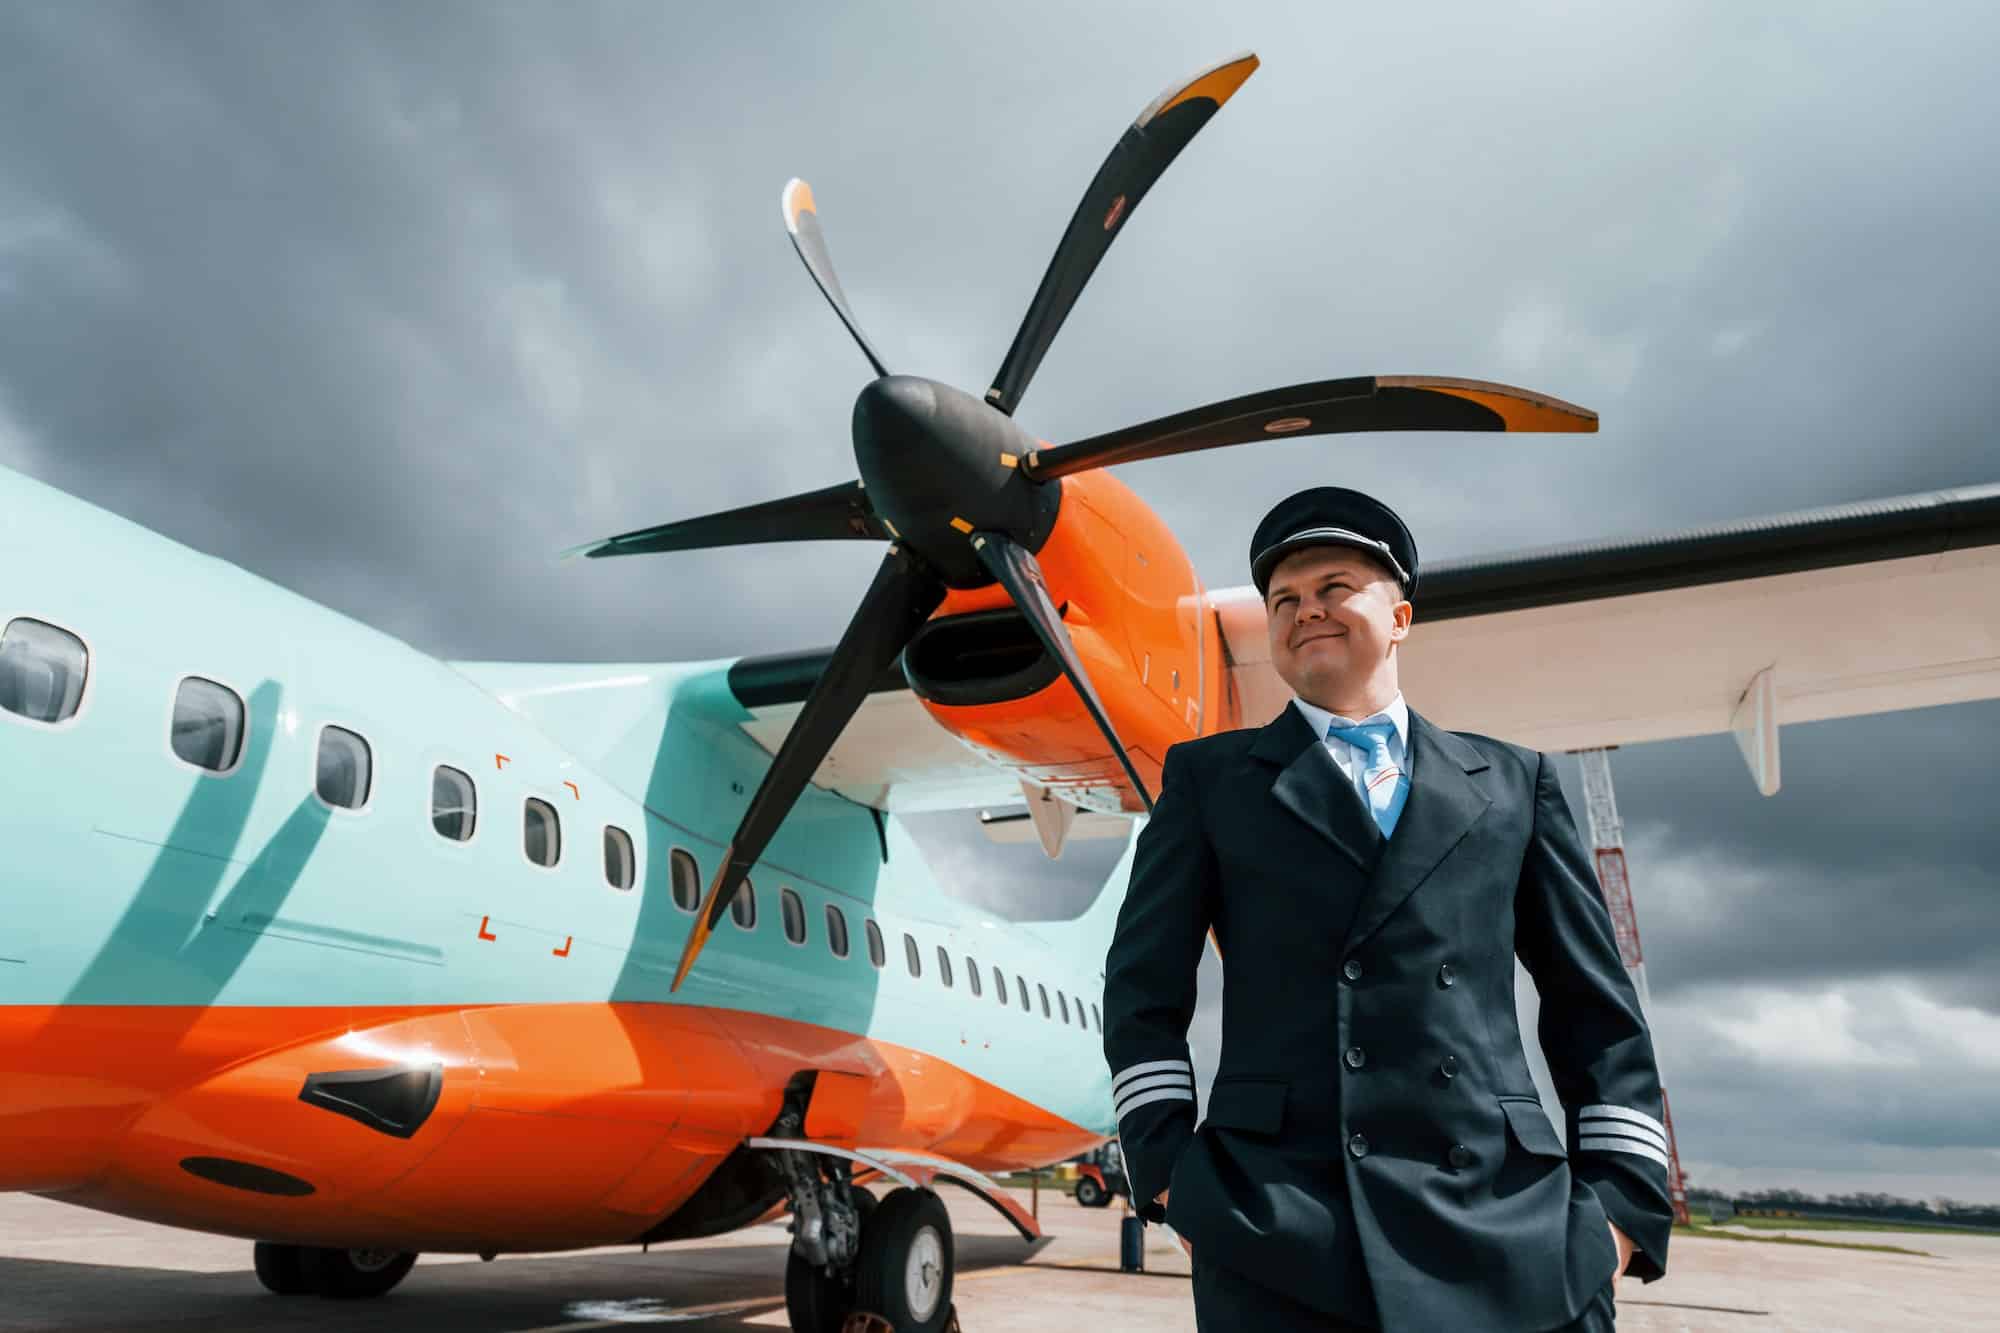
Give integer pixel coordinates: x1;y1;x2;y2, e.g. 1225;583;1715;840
854;1187;953;1333
783;1247;854;1333
252;1241;312;1295
781;1184;878;1333
1075;1176;1106;1208
299;1245;418;1299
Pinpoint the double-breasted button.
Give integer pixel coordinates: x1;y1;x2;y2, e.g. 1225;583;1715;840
1344;1045;1366;1070
1348;1133;1370;1160
1437;962;1456;988
1342;959;1363;983
1439;1055;1458;1080
1447;1144;1474;1169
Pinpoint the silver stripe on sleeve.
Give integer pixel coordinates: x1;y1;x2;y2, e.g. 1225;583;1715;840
1112;1059;1193;1096
1113;1072;1195;1117
1579;1105;1668;1148
1577;1133;1670;1169
1115;1086;1197;1121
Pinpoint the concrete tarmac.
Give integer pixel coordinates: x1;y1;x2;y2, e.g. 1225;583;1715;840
2;1192;1996;1331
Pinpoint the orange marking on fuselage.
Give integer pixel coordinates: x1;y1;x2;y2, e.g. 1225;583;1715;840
494;753;510;769
563;780;579;799
552;936;572;958
478;916;497;941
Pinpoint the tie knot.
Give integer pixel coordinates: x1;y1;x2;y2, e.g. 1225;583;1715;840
1328;720;1396;757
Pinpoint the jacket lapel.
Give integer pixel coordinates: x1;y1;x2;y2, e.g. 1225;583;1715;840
1343;710;1493;950
1252;701;1383;874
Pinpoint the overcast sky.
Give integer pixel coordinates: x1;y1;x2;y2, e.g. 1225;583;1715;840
4;3;1997;1204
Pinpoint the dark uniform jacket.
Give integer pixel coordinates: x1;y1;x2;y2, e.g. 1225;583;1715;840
1102;701;1674;1331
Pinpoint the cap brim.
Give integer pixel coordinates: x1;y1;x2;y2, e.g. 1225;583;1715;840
1252;531;1410;594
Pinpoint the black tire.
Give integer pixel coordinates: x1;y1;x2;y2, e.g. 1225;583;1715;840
299;1245;418;1299
783;1247;854;1333
1075;1176;1106;1208
252;1242;311;1295
854;1187;953;1333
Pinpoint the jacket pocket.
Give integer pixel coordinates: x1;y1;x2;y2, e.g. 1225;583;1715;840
1499;1096;1567;1159
1205;1078;1287;1136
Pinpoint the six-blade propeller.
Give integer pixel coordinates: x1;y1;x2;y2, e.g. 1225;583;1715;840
567;52;1599;990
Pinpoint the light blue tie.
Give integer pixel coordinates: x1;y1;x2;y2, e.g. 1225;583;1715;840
1326;720;1409;837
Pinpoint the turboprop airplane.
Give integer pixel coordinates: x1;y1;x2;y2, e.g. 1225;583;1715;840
4;49;1999;1333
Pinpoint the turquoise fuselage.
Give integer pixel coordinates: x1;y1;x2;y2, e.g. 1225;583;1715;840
0;464;1123;1142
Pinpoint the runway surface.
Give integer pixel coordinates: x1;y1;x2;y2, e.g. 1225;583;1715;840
3;1191;1995;1330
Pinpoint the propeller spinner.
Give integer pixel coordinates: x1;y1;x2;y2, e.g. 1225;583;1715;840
568;51;1598;990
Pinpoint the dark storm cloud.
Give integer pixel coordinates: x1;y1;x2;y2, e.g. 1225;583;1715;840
3;2;1997;1198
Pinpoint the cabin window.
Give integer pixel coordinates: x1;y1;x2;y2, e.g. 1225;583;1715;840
936;947;954;988
1038;983;1051;1019
1076;999;1089;1030
865;919;885;968
1017;974;1030;1012
670;848;700;912
992;967;1008;1006
730;879;757;930
1091;1002;1102;1033
604;825;635;890
1058;991;1070;1024
524;797;561;866
904;933;921;977
826;905;850;959
170;676;246;772
315;725;372;808
965;957;982;997
432;766;476;841
781;888;806;945
0;618;87;724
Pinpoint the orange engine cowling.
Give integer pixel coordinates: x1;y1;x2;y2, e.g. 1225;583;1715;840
901;470;1234;812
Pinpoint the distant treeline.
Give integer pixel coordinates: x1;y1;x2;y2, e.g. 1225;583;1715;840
1685;1187;2000;1230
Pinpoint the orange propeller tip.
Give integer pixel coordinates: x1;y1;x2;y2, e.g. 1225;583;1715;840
1142;50;1262;126
781;178;816;232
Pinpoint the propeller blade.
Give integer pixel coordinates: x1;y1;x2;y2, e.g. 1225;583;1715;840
669;547;945;990
1022;375;1598;480
783;179;890;379
970;531;1153;814
563;480;886;560
984;52;1259;417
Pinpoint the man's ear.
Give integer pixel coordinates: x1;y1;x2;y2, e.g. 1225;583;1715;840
1390;598;1414;640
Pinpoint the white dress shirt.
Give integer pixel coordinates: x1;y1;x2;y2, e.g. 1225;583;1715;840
1290;691;1411;808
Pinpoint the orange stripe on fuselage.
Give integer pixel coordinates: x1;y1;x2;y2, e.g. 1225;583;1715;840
0;1001;1098;1254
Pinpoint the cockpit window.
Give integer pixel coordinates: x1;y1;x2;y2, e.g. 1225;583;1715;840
0;618;87;724
170;677;246;772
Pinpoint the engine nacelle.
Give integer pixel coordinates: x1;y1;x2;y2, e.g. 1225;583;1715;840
901;470;1231;813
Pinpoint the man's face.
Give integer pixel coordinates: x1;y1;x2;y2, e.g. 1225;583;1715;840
1263;546;1413;699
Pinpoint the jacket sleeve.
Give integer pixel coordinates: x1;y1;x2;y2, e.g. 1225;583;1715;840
1514;750;1675;1282
1102;740;1216;1224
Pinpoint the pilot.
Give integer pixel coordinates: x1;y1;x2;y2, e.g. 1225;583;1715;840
1101;486;1674;1331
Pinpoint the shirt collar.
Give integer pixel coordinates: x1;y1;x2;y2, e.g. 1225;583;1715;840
1292;690;1409;749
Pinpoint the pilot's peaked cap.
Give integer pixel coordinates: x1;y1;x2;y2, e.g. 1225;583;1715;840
1249;486;1419;600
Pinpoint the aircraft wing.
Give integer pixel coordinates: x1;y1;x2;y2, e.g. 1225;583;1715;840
733;482;2000;804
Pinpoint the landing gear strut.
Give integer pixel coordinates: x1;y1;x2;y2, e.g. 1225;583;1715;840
253;1241;418;1299
774;1144;958;1333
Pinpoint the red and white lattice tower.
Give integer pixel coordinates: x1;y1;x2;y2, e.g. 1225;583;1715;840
1574;748;1691;1226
